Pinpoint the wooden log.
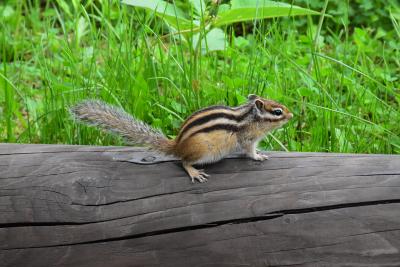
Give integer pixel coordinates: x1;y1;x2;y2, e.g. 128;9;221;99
1;143;400;267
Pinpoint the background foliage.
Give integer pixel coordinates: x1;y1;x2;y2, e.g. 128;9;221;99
0;0;399;153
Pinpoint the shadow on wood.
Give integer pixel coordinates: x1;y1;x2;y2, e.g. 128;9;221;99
1;143;400;266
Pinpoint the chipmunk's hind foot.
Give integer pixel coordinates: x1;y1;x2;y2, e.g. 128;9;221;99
183;163;210;183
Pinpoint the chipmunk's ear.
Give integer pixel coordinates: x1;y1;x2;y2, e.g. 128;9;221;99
247;94;258;101
254;99;264;111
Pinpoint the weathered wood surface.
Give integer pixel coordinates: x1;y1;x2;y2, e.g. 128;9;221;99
1;143;400;267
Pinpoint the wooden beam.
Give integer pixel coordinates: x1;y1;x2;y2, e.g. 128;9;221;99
1;144;400;266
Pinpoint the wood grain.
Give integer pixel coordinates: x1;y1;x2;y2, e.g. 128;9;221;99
1;143;399;266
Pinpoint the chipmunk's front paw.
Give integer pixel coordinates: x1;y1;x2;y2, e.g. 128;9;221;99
251;152;269;161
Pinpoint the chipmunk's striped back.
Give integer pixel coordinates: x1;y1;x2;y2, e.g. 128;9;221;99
176;104;254;143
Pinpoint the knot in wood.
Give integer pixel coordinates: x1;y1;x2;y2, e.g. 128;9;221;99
141;156;156;162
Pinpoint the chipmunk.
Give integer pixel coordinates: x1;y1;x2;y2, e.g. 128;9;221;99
70;94;293;183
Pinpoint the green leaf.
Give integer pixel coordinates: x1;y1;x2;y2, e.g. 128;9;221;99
76;16;88;46
1;5;15;20
189;0;206;16
55;0;72;17
235;94;248;104
234;36;250;49
193;28;227;54
297;86;319;97
213;0;320;27
218;4;230;13
122;0;197;31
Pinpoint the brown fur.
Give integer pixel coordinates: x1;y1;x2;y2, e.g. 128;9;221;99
177;106;250;142
71;95;293;183
175;130;238;163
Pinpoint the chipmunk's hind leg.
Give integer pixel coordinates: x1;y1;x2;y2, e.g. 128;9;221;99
182;162;210;183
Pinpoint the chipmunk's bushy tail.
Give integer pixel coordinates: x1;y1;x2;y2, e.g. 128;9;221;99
70;100;175;154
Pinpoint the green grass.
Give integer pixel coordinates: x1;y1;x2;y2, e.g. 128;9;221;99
0;0;399;154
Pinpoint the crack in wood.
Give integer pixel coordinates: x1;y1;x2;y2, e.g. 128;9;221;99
0;170;83;180
343;227;400;238
70;189;197;207
267;261;323;267
264;199;400;216
263;241;347;254
2;184;400;228
349;173;400;177
2;198;400;251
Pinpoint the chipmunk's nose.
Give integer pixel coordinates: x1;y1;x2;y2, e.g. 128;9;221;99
288;113;294;119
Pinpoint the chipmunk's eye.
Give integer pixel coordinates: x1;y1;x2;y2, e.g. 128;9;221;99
272;108;283;116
